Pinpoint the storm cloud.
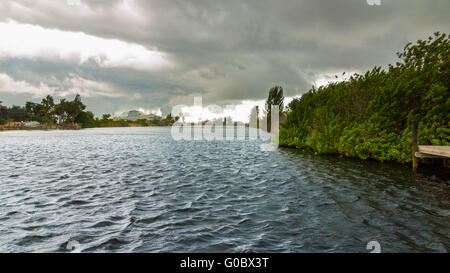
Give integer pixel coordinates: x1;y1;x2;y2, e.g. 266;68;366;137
0;0;449;117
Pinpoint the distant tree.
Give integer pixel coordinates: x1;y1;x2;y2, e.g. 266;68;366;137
102;114;112;121
76;111;97;128
25;101;42;116
65;94;86;125
54;99;67;124
40;95;55;118
164;113;175;125
265;86;284;132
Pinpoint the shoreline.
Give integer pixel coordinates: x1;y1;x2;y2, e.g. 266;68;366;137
0;122;80;131
0;124;171;131
279;144;450;174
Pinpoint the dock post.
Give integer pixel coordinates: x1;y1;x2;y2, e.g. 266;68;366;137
411;120;418;172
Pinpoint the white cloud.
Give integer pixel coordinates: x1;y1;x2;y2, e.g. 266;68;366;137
0;21;172;71
0;73;55;98
61;75;124;98
137;107;162;116
172;97;297;123
0;73;123;98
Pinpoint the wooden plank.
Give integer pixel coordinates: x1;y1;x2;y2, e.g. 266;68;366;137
415;152;446;159
418;146;450;158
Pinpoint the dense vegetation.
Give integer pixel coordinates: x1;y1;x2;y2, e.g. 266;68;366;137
0;95;176;128
0;95;86;127
280;32;450;164
75;112;175;128
24;94;86;125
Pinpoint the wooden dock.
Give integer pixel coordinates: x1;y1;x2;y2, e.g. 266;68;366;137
411;121;449;171
415;146;450;159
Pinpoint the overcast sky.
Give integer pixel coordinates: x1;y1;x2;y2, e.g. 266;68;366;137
0;0;449;120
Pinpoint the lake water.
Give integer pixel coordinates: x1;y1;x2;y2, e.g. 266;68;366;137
0;127;449;252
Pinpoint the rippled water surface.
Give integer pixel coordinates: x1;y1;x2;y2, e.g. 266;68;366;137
0;127;449;252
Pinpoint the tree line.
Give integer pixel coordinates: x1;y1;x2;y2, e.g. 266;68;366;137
0;94;180;128
23;94;86;125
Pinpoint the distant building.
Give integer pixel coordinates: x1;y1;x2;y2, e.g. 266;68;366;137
0;105;27;121
114;110;161;121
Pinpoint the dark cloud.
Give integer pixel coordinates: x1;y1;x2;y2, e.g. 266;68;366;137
0;0;449;116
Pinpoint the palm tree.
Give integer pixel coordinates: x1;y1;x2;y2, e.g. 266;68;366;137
41;95;55;119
